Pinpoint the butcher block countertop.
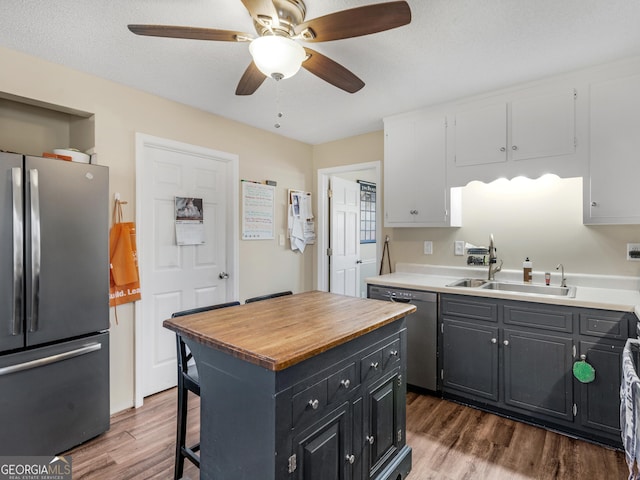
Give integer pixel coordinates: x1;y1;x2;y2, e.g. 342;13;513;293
163;290;416;371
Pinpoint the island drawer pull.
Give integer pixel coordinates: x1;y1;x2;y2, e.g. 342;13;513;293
308;399;320;410
366;435;375;445
340;379;351;389
370;362;379;369
346;454;355;464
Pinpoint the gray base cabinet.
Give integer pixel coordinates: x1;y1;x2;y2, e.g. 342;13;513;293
440;294;635;448
187;320;412;480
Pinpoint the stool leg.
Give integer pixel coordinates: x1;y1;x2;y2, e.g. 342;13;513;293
174;379;188;480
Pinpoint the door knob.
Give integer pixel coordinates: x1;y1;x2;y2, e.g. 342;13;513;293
218;272;229;279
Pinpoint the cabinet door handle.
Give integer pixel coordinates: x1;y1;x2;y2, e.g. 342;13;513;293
512;145;518;150
500;146;506;152
389;350;399;357
366;435;375;445
591;201;598;207
370;362;379;369
340;379;351;389
308;399;319;410
346;454;355;464
503;340;509;346
491;338;497;344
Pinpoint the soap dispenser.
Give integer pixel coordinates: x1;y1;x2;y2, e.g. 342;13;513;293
523;257;533;283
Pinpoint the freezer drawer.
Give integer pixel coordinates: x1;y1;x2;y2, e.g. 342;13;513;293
0;332;110;455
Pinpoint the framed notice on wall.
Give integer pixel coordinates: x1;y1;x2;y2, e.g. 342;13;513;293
242;181;275;240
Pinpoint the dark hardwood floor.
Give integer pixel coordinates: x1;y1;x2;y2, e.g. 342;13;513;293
65;388;628;479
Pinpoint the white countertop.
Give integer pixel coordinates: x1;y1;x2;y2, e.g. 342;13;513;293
367;263;640;318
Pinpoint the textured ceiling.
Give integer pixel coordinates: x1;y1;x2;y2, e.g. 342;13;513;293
2;0;640;145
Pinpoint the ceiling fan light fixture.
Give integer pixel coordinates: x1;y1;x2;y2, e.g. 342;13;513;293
249;35;306;80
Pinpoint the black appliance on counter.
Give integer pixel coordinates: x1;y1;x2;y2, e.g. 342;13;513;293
0;152;110;455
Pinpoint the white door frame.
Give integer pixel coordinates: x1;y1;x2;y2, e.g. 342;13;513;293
133;133;239;407
316;161;381;292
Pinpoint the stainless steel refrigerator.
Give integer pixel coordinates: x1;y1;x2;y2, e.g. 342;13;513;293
0;151;110;455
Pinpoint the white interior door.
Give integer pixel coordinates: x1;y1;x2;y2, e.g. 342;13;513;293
329;176;360;296
137;136;237;398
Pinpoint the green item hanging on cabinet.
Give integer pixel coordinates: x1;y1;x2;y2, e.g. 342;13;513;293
573;356;596;383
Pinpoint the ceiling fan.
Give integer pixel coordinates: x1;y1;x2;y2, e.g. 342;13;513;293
128;0;411;95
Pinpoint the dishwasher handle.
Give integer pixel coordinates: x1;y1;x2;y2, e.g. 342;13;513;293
390;296;412;304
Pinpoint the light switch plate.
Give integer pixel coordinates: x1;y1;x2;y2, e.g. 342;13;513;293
424;241;433;255
454;240;465;256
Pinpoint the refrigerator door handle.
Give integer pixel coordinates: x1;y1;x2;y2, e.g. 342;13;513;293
11;167;24;336
0;342;102;376
28;168;41;333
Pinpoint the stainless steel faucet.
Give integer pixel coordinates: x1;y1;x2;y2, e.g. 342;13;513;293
556;264;567;287
488;234;503;281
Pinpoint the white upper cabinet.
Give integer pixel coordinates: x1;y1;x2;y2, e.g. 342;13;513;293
585;73;640;224
448;86;580;186
384;111;461;227
511;89;576;161
454;103;507;167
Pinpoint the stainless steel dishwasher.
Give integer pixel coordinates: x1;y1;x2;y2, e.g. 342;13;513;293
368;285;437;392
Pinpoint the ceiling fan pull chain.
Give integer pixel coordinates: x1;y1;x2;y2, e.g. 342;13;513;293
274;80;283;129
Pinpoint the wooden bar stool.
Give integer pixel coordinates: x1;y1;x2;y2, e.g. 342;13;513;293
171;301;240;480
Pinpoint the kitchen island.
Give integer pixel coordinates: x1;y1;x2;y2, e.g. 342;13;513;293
163;290;416;480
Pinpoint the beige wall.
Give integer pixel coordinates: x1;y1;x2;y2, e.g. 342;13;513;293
392;176;640;278
0;46;314;413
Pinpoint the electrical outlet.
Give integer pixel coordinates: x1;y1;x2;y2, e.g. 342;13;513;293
454;240;465;256
627;243;640;261
423;241;433;255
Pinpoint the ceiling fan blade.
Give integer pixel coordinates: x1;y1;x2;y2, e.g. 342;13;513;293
128;24;253;42
236;61;267;95
295;1;411;42
240;0;280;28
302;48;364;94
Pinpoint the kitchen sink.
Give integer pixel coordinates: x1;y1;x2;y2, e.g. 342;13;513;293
447;278;488;288
480;281;576;297
447;278;576;298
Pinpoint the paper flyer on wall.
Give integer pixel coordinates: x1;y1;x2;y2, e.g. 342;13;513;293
175;196;205;245
288;190;315;252
242;181;275;240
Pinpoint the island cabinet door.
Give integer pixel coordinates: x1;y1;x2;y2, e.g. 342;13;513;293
502;328;574;422
363;368;404;479
292;402;352;480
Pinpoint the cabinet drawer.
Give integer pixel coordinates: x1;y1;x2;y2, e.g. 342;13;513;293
361;337;402;383
504;303;573;333
361;349;384;383
579;311;630;339
327;362;357;404
292;379;327;427
382;338;401;371
441;295;498;322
